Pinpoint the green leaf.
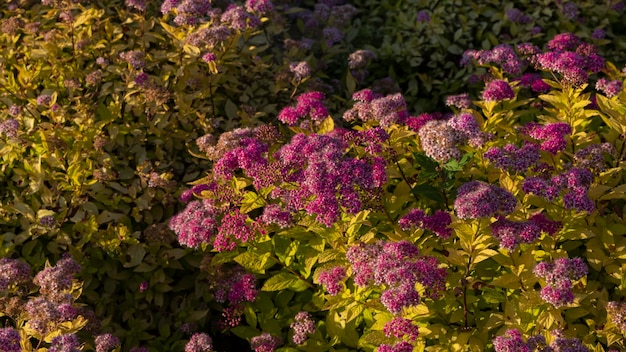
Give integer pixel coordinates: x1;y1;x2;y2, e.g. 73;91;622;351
261;272;309;291
225;99;239;120
124;244;146;268
412;183;445;203
235;251;277;273
240;192;267;214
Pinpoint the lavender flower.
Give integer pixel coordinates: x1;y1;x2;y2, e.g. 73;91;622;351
493;329;531;352
33;255;81;294
592;28;606;40
399;209;452;238
37;94;52;106
119;50;145;69
245;0;273;14
8;105;21;117
185;333;213;352
506;8;531;24
484;143;540;172
378;342;414;352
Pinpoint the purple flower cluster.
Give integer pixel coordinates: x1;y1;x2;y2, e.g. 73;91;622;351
416;10;430;23
447;112;492;147
378;341;414;352
398;209;452;238
250;333;282;352
383;317;419;341
489;215;555;250
522;122;571;154
482;80;516;102
0;258;31;290
245;0;273;14
506;8;531;24
221;4;260;31
0;118;20;138
596;78;623;97
33;255;81;294
290;312;316;345
95;333;120;352
462;44;525;76
343;89;409;128
517;73;551;93
522;167;595;213
161;0;215;25
278;91;328;126
574;143;614;172
0;328;20;352
494;329;588;352
346;241;446;314
493;329;531;352
214;271;257;306
125;0;145;11
259;204;292;228
36;94;52;106
454;181;517;219
187;26;232;48
534;257;587;307
318;266;346;295
49;333;81;352
185;333;214;352
445;93;472;109
533;33;604;86
484;143;540;172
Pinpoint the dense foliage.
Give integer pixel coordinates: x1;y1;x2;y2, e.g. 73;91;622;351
1;0;626;351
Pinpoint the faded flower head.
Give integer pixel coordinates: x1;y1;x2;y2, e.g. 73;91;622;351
250;333;282;352
95;333;120;352
185;333;214;352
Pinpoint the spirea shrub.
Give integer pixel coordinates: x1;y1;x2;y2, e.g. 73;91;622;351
3;0;626;351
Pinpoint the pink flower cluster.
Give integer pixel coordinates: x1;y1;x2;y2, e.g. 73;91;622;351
290;312;316;345
533;33;604;86
49;333;81;352
378;341;414;352
214;209;262;252
494;329;588;352
445;93;472;109
346;241;446;314
214;270;258;328
596;78;623;97
490;213;561;251
318;266;346;295
272;133;384;226
95;333;120;352
484;143;541;172
278;91;328;126
185;333;214;352
413;113;492;162
454;181;517;219
607;301;626;332
398;209;452;238
462;44;525;75
383;317;419;341
169;199;220;249
343;89;409;128
534;257;588;307
250;333;282;352
0;258;31;290
522;122;571;154
522;167;595;213
33;255;81;294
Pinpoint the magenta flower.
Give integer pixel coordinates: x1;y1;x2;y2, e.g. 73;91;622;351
482;80;515;102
